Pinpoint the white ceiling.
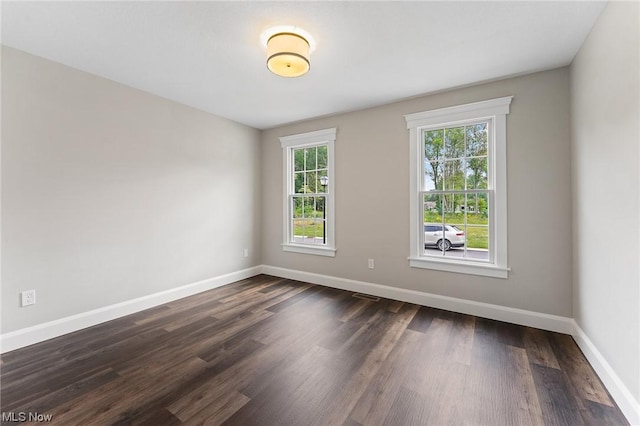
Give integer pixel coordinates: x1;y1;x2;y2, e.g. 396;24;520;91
1;1;606;129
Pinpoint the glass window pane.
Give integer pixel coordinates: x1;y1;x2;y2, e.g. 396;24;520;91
294;172;305;193
466;226;489;261
424;160;442;191
293;197;304;243
292;219;305;243
294;197;305;218
465;226;488;250
443;208;464;229
423;193;439;224
294;148;305;172
465;156;487;190
443;159;464;191
318;170;328;193
424;129;444;160
465;123;488;157
316;195;326;217
317;145;328;169
467;192;489;219
305;171;318;193
444;126;465;159
305;147;317;171
424;194;446;256
439;192;452;215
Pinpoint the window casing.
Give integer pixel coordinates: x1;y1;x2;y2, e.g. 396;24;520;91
280;128;336;257
405;97;512;278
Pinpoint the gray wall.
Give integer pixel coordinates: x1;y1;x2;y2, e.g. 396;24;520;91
571;1;640;404
1;47;262;333
261;68;573;317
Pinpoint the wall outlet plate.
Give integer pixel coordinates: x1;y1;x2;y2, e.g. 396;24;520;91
21;289;36;307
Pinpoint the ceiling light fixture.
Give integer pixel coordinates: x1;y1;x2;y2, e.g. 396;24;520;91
261;26;315;78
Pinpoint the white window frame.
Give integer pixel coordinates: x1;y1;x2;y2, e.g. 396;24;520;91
404;97;512;278
280;128;336;257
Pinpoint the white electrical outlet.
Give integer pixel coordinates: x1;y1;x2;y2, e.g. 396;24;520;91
21;290;36;307
243;248;249;258
368;259;374;269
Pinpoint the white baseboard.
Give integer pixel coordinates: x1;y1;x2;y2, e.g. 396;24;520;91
261;265;574;334
0;266;262;354
572;321;640;426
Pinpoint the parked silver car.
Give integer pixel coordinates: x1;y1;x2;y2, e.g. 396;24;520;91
424;224;465;251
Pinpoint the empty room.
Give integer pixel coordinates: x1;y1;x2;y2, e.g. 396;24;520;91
1;1;638;425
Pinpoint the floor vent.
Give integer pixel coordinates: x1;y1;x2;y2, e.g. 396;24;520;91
352;293;380;302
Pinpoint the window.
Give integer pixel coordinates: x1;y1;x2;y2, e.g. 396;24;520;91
405;97;512;278
280;128;336;257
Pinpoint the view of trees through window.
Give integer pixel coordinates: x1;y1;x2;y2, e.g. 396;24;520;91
423;122;490;260
291;145;328;244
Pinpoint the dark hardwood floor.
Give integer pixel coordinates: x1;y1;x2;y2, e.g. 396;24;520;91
0;275;628;425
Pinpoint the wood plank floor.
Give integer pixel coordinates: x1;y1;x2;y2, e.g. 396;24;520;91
0;275;628;425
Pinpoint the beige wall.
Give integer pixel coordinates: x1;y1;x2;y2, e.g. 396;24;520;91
571;1;640;406
262;67;573;317
1;47;262;333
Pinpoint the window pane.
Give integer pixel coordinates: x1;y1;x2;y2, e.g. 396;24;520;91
306;147;317;171
424;129;444;159
443;159;464;191
318;170;328;193
465;122;488;157
308;196;319;241
424;194;446;255
466;226;488;249
424;160;442;191
466;156;487;190
292;196;305;243
293;196;303;216
294;148;305;172
424;129;445;191
443;208;464;228
317;145;328;169
466;226;489;261
423;193;439;223
305;171;318;193
467;192;489;218
295;197;306;217
294;171;305;193
444;126;465;159
441;192;458;214
292;197;307;242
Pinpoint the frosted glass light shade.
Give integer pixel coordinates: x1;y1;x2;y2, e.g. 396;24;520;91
266;32;310;78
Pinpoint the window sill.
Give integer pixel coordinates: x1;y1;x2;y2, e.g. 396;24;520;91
408;256;509;279
282;243;336;257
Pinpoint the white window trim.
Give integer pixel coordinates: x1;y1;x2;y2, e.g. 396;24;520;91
404;97;512;279
280;127;336;257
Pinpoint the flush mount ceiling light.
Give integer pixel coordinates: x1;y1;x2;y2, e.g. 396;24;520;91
261;26;316;78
